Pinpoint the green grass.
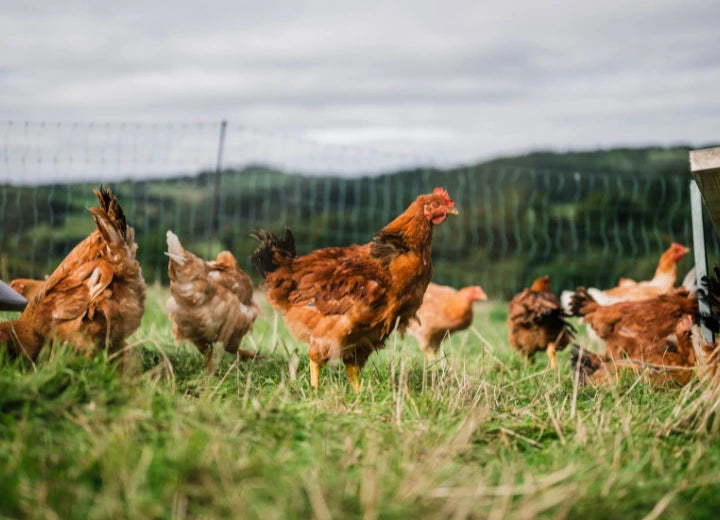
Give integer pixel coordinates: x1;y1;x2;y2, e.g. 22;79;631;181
2;286;720;519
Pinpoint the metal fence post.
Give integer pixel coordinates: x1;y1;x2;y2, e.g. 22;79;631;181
690;179;713;343
208;120;227;258
690;147;720;344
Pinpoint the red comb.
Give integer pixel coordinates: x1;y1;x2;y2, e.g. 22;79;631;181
433;187;454;207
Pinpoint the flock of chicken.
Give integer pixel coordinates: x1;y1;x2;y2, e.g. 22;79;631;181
1;186;719;391
508;243;720;386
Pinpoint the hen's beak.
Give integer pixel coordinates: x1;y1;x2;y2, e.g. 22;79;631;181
446;207;459;215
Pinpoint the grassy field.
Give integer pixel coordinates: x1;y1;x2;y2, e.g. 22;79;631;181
2;285;720;519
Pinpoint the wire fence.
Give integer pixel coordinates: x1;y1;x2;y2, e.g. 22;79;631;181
0;120;715;299
1;120;439;184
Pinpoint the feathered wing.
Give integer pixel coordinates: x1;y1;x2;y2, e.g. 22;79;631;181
286;246;389;314
570;288;622;340
209;252;255;304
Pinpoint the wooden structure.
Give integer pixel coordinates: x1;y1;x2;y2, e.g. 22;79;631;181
690;147;720;342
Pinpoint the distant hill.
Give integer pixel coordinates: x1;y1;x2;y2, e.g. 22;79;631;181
477;146;714;176
1;146;715;298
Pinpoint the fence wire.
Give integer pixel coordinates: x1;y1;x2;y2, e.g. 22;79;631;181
0;121;715;299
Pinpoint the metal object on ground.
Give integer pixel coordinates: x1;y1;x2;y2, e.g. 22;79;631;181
0;280;27;312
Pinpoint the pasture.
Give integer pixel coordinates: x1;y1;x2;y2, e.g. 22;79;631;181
1;285;719;519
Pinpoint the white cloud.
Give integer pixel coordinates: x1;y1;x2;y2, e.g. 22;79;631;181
0;0;718;178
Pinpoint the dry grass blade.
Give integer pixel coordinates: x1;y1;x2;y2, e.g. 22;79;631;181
301;472;332;520
498;427;544;449
545;393;566;445
209;356;240;399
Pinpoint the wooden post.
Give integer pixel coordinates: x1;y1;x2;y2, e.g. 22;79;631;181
690;180;713;343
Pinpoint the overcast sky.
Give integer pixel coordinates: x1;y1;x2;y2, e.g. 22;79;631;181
1;0;719;174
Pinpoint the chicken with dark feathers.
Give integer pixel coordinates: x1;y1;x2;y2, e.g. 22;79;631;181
508;275;575;368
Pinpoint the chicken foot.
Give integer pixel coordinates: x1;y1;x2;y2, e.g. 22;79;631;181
547;342;557;369
345;364;361;392
310;359;321;389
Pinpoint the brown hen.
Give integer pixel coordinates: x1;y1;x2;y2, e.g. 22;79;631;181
251;187;458;391
408;283;486;359
166;231;259;369
570;286;698;360
0;187;146;360
572;314;698;387
592;243;689;304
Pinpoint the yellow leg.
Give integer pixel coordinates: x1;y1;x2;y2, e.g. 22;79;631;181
310;359;321;390
547;343;557;370
345;364;361;392
425;349;438;361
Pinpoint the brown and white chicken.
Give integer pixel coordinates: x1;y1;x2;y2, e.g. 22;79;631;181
408;283;487;359
166;231;259;369
573;267;720;388
561;243;690;309
569;286;698;361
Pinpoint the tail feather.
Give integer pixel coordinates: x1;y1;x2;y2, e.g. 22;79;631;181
570;287;595;317
251;228;296;278
89;188;128;247
93;186;128;241
166;230;186;266
586;287;620;306
560;290;574;315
